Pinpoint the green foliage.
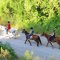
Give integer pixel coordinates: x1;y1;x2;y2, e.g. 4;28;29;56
24;50;32;60
0;0;60;35
0;42;17;60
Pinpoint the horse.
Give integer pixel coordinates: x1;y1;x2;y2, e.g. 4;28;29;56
22;29;42;46
41;32;60;48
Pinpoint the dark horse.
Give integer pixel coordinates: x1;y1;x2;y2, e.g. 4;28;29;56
42;32;60;48
22;29;42;46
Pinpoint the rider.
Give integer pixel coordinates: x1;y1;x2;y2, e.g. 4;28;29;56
29;27;34;38
49;30;55;41
6;21;11;33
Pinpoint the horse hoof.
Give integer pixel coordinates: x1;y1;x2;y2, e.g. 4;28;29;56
29;43;32;46
52;46;54;48
46;45;48;47
24;42;26;44
41;43;42;45
30;44;32;46
37;46;39;47
37;45;39;47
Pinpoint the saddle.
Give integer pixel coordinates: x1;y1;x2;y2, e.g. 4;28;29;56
49;35;55;42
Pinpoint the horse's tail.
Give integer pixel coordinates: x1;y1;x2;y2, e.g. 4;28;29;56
38;36;42;45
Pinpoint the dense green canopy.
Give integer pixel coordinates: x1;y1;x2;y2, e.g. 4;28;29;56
0;0;60;35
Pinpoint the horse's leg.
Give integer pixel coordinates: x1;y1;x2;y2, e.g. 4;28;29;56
59;45;60;49
36;41;39;46
28;39;32;46
50;41;54;48
24;39;28;44
35;37;41;46
39;40;42;45
38;36;42;45
25;39;32;46
35;39;39;46
46;41;49;47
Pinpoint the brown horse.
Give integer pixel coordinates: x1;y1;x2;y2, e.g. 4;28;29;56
22;29;42;46
42;32;60;48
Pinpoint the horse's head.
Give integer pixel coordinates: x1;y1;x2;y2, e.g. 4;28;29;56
22;29;29;35
41;32;49;39
22;29;25;33
41;32;44;36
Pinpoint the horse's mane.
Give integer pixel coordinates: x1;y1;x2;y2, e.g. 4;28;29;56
43;33;49;39
24;30;29;35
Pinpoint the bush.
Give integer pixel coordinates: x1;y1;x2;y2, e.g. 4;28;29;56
0;42;17;60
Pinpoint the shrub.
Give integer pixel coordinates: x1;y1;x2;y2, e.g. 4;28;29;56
0;42;17;60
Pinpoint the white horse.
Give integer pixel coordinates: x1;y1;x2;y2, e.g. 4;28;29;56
0;25;20;39
9;28;20;38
